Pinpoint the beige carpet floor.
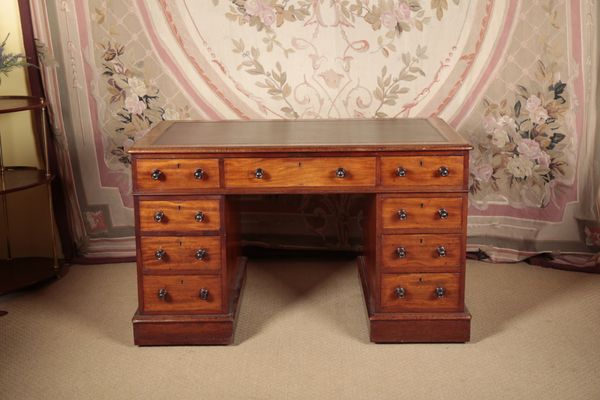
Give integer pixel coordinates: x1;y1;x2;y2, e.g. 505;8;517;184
1;258;599;400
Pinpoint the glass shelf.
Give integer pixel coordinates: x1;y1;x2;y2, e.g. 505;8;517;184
0;96;45;114
0;167;53;195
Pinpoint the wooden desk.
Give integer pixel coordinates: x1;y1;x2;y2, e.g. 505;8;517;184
129;118;472;345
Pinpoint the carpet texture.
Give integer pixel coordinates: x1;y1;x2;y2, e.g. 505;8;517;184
1;259;599;400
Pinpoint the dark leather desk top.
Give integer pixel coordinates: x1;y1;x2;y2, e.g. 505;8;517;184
129;117;471;154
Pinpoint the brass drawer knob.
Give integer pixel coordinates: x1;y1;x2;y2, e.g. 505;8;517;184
336;167;347;178
150;169;163;181
154;211;165;223
395;287;406;299
396;247;407;258
154;249;166;260
397;209;408;220
255;168;265;179
195;211;205;222
396;167;407;177
436;246;446;257
438;208;449;220
199;288;209;301
435;287;445;298
158;288;168;301
438;166;450;177
195;248;207;260
194;168;205;180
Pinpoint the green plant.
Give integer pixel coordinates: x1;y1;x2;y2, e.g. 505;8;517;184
0;33;29;84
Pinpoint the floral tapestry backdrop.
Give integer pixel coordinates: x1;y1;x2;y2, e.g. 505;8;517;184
31;0;599;265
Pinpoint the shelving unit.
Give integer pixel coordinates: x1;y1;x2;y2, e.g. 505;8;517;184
0;95;63;294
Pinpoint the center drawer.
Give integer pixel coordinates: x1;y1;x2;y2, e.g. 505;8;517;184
142;275;222;313
223;157;376;188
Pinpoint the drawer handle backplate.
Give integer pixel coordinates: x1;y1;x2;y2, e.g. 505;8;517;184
255;168;265;179
397;209;408;220
151;169;163;181
195;211;205;222
396;247;407;258
336;167;347;178
435;287;445;298
154;211;165;223
155;249;166;260
396;167;407;177
395;287;406;299
438;208;449;220
158;288;168;301
195;248;207;260
438;166;449;177
436;246;446;257
194;168;205;180
199;288;209;301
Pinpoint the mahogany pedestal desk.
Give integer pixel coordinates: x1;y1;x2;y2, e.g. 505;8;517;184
129;118;472;345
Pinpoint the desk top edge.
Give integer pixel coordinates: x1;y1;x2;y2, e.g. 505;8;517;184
129;117;472;154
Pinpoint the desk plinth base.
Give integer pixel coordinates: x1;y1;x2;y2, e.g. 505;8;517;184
357;256;471;343
132;257;247;346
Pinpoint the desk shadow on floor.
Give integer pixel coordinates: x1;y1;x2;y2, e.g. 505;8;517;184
234;255;370;344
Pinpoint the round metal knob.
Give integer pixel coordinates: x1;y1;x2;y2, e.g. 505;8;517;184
195;211;205;222
158;288;168;301
395;287;406;299
396;167;407;177
151;169;163;180
397;209;408;220
195;249;207;260
255;168;265;179
438;208;449;220
199;288;209;301
154;211;165;223
438;166;450;177
436;246;447;257
396;247;407;258
435;287;446;298
155;249;166;260
194;168;205;180
336;167;347;178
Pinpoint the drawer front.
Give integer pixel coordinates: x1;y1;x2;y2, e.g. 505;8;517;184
140;236;221;272
142;275;222;313
380;156;464;187
223;157;376;188
135;159;220;191
380;273;461;312
138;199;221;232
381;234;462;272
381;197;463;231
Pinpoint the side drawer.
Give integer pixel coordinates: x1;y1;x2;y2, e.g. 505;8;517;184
142;275;222;313
138;198;221;233
135;158;220;191
380;273;461;312
223;157;376;188
380;155;464;187
140;236;222;272
380;196;463;231
381;234;462;272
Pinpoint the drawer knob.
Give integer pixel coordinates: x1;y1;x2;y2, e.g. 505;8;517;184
395;287;406;299
396;247;407;258
336;167;347;178
194;168;205;180
154;249;166;260
438;166;450;177
397;209;408;220
438;208;449;219
195;248;207;260
199;288;209;301
255;168;265;179
436;246;447;257
154;211;165;223
158;288;168;301
435;287;446;298
150;169;163;181
195;211;205;222
396;167;407;177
